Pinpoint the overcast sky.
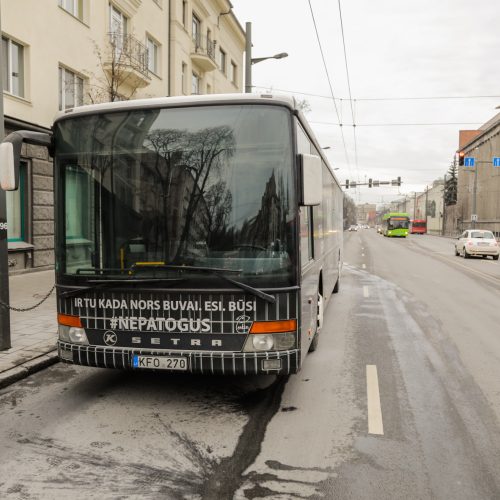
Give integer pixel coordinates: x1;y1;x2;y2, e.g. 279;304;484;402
231;0;500;206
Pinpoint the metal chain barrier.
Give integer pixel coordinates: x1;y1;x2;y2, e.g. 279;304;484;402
0;284;56;312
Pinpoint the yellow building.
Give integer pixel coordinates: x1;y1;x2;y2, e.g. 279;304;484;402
1;0;245;272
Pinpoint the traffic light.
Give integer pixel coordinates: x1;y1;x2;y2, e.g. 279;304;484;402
397;176;401;186
345;179;349;189
368;178;373;188
458;151;465;166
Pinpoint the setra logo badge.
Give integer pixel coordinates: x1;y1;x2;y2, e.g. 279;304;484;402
103;331;118;346
235;315;251;334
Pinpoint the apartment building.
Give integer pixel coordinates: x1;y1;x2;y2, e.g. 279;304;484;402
454;113;500;236
2;0;245;272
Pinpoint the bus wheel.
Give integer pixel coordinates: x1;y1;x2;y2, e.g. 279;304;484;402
309;293;323;353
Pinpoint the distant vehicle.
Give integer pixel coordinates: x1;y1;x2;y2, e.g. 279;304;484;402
348;225;358;232
376;225;383;234
455;230;499;260
382;213;410;237
410;219;427;234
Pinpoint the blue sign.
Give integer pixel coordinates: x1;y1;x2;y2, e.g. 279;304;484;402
464;157;475;167
493;157;500;167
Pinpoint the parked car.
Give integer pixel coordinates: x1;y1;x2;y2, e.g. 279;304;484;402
348;225;358;232
455;229;499;260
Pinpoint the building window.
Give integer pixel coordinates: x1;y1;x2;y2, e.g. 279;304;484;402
147;37;159;74
1;36;25;98
109;4;128;58
182;1;187;27
6;163;27;242
192;72;199;94
219;48;226;74
59;67;84;110
58;0;84;20
181;62;187;94
192;13;201;46
230;61;237;84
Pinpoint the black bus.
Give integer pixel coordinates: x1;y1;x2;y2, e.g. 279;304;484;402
0;94;343;375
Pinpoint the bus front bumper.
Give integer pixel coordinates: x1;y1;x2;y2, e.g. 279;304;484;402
58;341;300;375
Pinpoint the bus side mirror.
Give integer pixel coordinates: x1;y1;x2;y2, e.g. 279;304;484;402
0;131;52;191
0;142;19;190
299;153;322;206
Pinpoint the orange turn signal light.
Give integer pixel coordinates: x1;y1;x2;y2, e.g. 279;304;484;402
249;319;297;334
57;314;83;328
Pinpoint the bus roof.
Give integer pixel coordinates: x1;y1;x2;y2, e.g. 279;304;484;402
383;212;410;220
54;93;298;122
53;92;340;187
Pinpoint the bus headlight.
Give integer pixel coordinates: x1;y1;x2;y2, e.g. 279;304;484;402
274;332;295;350
243;332;296;352
59;325;89;345
252;334;274;351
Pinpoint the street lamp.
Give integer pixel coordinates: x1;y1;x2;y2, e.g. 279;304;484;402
245;22;288;93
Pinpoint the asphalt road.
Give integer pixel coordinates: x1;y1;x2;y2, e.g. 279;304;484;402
1;231;500;499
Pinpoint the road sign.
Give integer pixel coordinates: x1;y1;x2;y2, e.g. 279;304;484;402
471;214;478;222
493;157;500;167
464;157;475;167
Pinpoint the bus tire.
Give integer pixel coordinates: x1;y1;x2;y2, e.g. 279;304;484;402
309;292;323;353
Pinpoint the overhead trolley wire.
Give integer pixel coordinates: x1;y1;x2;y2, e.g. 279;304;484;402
307;0;351;175
337;0;359;187
252;86;500;102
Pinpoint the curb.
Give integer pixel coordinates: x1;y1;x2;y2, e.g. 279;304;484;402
0;350;59;390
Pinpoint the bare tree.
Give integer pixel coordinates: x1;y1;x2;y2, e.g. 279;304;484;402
85;34;150;103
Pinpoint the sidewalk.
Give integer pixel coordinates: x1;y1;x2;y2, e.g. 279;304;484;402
0;270;58;389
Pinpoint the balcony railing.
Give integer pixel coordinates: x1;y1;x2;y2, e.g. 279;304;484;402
192;34;217;63
108;32;149;78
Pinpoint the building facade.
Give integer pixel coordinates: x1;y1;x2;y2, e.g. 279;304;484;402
2;0;245;272
454;113;500;237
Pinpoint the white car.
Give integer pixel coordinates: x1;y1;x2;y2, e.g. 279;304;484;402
455;229;499;260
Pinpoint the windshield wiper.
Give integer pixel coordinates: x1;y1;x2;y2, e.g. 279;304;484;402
59;278;186;299
132;264;276;304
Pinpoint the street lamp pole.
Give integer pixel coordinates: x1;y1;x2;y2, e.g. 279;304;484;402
472;165;478;229
0;2;12;350
244;22;288;93
245;22;252;93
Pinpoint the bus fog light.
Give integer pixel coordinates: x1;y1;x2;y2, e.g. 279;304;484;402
68;327;89;345
58;325;70;342
262;359;282;370
274;333;295;350
252;334;274;351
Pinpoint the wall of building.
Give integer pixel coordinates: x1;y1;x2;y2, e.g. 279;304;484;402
2;0;246;273
457;121;500;237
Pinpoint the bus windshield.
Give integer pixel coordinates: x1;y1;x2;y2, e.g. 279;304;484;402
388;217;409;230
54;104;296;287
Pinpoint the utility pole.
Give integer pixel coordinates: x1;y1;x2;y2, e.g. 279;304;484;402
471;165;478;229
245;22;252;93
0;2;12;350
425;185;429;230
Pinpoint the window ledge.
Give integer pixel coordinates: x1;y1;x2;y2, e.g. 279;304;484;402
3;92;32;106
8;241;34;252
57;6;90;27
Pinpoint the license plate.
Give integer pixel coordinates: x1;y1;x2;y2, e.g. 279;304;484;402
132;355;188;371
478;242;489;246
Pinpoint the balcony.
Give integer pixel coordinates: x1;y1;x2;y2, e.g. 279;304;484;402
104;33;151;89
191;35;217;72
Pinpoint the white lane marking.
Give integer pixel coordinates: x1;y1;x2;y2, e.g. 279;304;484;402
363;286;370;298
362;263;366;269
362;253;365;257
366;365;384;435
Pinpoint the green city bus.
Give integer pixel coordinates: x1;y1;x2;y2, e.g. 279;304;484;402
382;212;410;237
